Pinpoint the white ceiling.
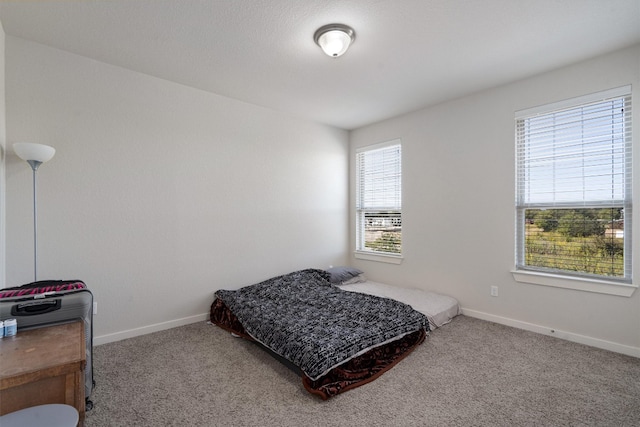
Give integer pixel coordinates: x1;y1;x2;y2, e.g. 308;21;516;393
1;0;639;130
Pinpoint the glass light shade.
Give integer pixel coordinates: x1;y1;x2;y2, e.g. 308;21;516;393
318;30;352;57
13;143;56;163
314;24;355;58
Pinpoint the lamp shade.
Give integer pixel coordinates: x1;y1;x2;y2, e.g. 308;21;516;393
314;24;355;57
13;143;56;163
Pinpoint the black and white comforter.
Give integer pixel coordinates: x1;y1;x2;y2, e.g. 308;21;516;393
214;269;429;381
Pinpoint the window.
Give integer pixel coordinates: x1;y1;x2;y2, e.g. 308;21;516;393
356;140;402;258
515;87;632;284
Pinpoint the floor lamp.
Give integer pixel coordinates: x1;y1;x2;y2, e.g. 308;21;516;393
13;142;56;282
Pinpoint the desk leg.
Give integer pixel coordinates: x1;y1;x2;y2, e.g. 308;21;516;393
64;370;85;424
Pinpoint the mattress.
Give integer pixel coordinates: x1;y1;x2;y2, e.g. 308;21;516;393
210;269;429;399
338;280;460;330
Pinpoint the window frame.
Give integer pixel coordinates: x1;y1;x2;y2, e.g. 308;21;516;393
513;86;635;296
355;139;403;263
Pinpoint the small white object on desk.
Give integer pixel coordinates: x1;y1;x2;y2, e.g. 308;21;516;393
4;319;17;337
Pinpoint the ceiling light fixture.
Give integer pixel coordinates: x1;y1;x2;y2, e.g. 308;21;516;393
314;23;355;58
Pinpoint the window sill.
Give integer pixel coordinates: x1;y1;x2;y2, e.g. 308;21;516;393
354;251;403;264
511;270;636;297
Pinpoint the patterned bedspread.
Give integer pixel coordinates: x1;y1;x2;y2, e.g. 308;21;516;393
214;269;429;381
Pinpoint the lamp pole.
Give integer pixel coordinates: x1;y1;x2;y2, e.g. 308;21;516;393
27;160;43;281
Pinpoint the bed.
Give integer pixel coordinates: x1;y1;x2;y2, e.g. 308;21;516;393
210;267;459;399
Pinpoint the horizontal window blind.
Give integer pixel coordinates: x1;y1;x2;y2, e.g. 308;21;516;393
357;144;402;210
516;94;631;208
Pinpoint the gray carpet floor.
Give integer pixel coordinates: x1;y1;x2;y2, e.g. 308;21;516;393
85;315;640;426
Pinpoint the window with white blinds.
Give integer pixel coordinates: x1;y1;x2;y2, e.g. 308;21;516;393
515;86;632;282
356;140;402;256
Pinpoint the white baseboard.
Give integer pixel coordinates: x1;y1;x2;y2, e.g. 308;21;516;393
94;313;209;346
461;308;640;358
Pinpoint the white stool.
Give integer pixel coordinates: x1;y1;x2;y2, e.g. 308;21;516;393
0;404;79;427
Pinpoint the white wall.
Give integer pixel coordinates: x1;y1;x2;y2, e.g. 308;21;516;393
0;19;6;289
5;37;349;343
350;44;640;356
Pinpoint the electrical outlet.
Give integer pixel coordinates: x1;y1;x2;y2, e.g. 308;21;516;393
93;301;98;315
490;286;499;297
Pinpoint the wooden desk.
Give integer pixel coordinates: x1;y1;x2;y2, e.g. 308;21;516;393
0;321;86;423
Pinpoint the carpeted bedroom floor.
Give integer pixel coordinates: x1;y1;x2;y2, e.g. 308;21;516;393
85;315;640;426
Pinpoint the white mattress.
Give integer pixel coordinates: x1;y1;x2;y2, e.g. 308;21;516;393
338;280;460;331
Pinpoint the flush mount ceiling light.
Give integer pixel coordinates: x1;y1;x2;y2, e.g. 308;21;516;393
314;23;356;57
